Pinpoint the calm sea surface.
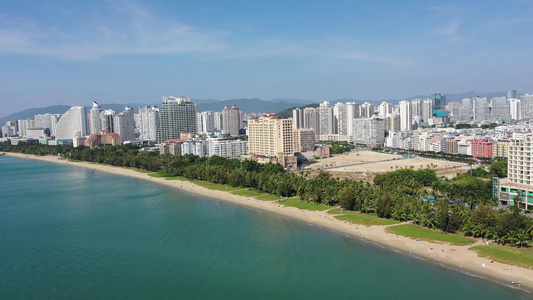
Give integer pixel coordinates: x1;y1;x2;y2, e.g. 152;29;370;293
0;156;530;299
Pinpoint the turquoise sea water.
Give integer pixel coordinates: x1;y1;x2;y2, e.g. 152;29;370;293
0;156;530;299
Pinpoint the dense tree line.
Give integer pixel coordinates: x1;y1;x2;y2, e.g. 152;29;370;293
2;141;531;247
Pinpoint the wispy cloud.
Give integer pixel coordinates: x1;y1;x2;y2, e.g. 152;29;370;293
0;1;405;67
436;21;469;44
0;2;229;60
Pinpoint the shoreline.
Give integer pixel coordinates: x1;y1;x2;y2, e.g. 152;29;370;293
4;152;533;293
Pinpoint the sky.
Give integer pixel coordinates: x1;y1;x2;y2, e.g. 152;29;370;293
1;0;533;117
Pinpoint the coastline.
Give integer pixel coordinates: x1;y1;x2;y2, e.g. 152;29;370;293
5;152;533;293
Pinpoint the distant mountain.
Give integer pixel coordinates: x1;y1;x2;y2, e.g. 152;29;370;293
0;92;515;125
0;98;307;124
193;98;305;113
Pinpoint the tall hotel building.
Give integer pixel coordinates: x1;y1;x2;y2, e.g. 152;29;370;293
248;113;294;157
55;106;88;139
90;101;103;134
222;104;241;136
495;134;533;210
156;96;197;143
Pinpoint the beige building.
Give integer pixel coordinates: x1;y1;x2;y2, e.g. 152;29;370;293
248;113;296;170
493;140;510;158
160;139;187;156
496;134;533;210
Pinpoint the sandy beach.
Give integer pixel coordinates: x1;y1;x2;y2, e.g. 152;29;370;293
5;152;533;293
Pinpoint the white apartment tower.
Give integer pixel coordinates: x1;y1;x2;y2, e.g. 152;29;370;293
138;106;159;141
333;102;348;135
346;102;359;137
399;100;412;132
115;106;135;141
319;101;334;135
378;101;393;117
520;94;533;120
90;101;103;134
422;98;433;122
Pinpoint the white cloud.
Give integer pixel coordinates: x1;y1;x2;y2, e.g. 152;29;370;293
0;1;405;67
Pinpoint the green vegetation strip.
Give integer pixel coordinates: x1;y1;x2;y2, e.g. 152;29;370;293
231;188;266;197
386;224;475;246
164;176;189;181
279;198;331;211
255;194;284;201
190;181;241;191
470;245;533;269
134;168;153;173
149;173;174;178
335;212;400;226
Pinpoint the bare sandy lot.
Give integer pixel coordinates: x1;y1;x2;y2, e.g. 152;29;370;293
307;150;466;178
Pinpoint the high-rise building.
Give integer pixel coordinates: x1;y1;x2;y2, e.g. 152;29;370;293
422;98;433;122
506;90;518;99
115;106;135;141
90;101;103;134
353;117;385;145
197;111;215;134
292;107;304;130
399;100;412;131
411;99;422;119
433;93;447;111
319;101;334;135
303;107;320;132
156;96;197;143
458;98;472;121
248;113;294;157
472;97;489;121
34;113;60;137
333;102;348;135
55;106;88;139
138;106;159;141
346;102;359;136
360;102;375;118
294;129;315;152
222;104;241;136
509;98;521;120
378;101;393;117
490;97;511;121
213;112;223;132
520;94;533;120
496;134;533;210
100;110;116;133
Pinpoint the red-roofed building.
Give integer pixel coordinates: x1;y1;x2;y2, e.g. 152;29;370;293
85;131;122;148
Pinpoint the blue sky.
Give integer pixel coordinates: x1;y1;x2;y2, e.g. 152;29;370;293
1;0;533;117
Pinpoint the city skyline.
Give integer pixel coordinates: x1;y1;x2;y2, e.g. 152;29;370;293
2;1;533;117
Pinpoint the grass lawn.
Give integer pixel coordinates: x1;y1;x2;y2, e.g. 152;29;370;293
334;212;400;226
255;194;284;201
164;176;189;181
470;245;533;269
134;168;153;173
231;188;265;197
279;198;331;211
191;181;241;192
148;172;175;178
386;224;476;246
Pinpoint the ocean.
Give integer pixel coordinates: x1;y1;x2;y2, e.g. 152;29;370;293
0;156;529;299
